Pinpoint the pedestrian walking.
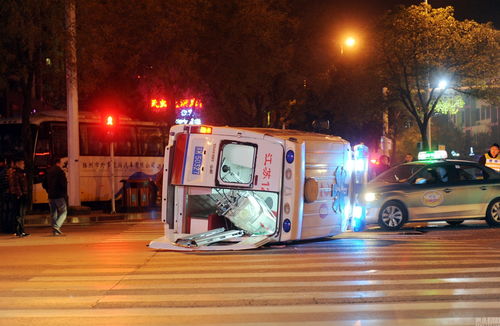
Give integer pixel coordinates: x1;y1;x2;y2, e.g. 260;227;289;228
8;158;29;237
479;143;500;172
42;157;68;235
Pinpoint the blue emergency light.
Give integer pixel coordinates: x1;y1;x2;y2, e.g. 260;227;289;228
351;205;365;232
283;219;291;232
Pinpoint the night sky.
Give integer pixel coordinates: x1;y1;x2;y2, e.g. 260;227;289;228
388;0;499;26
302;0;500;39
314;0;499;27
299;0;499;62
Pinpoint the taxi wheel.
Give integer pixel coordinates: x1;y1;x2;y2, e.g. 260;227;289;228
485;198;500;227
378;201;407;231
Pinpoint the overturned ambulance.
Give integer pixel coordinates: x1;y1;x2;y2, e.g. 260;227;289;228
149;125;367;251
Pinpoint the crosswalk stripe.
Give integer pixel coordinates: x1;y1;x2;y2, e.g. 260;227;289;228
21;259;500;276
26;265;500;282
2;219;500;325
1;300;500;314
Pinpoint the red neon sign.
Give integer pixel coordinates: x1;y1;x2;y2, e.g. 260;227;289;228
175;98;203;109
151;99;168;110
150;98;203;111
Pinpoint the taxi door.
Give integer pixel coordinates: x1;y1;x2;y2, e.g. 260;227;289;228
442;163;490;218
406;164;458;220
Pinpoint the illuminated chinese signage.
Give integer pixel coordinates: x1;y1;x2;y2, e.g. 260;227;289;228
175;98;202;109
150;97;203;125
150;98;203;111
176;98;202;125
176;107;201;125
151;99;168;110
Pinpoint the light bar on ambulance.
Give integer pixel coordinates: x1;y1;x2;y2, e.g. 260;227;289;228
190;126;212;134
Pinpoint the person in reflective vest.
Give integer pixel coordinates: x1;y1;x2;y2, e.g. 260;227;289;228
479;143;500;172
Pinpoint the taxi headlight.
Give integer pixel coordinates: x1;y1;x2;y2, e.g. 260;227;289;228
364;192;378;202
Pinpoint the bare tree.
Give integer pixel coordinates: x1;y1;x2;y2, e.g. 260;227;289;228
0;0;65;205
374;3;499;150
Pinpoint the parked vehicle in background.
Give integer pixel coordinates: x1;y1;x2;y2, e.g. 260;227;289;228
363;151;500;230
0;110;167;204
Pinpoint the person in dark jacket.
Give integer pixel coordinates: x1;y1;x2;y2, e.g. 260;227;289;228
42;158;68;235
403;153;414;163
0;157;10;233
8;158;29;237
1;158;15;234
374;155;391;176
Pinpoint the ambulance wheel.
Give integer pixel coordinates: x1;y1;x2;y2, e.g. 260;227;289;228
378;201;407;231
446;220;464;226
485;198;500;227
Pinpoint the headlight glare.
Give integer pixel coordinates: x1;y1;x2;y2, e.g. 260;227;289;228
364;192;378;202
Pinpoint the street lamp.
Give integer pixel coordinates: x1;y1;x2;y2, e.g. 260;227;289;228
437;79;448;90
428;79;449;150
345;37;356;47
340;36;356;55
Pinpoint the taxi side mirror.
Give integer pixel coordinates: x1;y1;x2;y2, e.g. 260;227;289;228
415;178;427;185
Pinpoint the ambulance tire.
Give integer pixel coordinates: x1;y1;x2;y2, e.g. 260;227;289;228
378;201;407;231
485;198;500;227
446;220;464;226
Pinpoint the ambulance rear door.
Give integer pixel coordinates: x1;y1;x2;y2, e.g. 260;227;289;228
169;128;284;237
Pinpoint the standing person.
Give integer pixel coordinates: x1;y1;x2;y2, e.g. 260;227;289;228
8;158;29;237
42;157;68;235
0;157;9;233
374;155;391;176
479;143;500;172
404;153;414;163
1;158;15;234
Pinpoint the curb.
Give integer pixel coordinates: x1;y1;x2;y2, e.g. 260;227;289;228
24;210;159;227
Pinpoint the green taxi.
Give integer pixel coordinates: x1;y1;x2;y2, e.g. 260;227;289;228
363;152;500;230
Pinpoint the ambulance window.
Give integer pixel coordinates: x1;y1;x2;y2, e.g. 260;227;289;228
219;143;256;185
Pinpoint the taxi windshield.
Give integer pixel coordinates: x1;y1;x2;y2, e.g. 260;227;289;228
373;164;424;183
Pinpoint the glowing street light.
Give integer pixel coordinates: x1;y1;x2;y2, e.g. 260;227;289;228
345;37;356;47
437;79;448;90
428;79;450;150
341;36;356;55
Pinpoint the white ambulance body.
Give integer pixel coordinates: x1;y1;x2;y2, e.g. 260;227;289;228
149;125;361;251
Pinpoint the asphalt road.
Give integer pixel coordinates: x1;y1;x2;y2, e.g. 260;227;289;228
1;219;500;326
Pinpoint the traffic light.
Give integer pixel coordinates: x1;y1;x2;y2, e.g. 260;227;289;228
101;113;118;139
105;115;115;126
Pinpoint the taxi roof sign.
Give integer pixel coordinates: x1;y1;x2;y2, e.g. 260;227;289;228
418;150;448;161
